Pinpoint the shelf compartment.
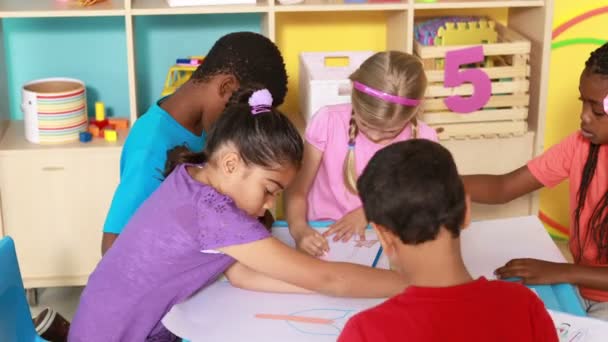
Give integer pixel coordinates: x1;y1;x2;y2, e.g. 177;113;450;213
131;0;269;15
413;0;543;10
134;13;263;114
3;17;130;121
0;0;125;18
274;0;407;12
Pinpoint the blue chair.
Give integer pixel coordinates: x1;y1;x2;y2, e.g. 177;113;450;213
0;236;47;342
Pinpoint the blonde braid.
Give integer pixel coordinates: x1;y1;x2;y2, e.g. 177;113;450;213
411;116;418;139
343;115;359;194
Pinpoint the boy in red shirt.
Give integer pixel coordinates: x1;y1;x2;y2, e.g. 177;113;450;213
339;140;558;342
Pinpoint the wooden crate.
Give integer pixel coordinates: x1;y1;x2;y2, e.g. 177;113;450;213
414;22;531;141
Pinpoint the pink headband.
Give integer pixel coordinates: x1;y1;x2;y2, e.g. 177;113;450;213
353;81;421;107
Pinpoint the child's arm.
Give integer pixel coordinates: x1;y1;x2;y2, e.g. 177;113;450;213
496;258;608;290
224;262;312;294
462;165;543;204
101;233;119;255
285;142;329;256
218;237;407;298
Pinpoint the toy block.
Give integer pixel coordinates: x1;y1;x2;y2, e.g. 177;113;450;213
88;125;101;138
95;101;106;121
91;118;109;131
79;131;92;143
108;118;129;130
104;129;118;142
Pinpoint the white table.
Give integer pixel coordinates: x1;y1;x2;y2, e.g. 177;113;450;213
163;216;571;341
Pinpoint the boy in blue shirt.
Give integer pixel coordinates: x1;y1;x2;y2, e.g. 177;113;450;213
101;32;288;254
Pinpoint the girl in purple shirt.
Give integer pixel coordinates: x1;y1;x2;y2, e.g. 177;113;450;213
69;87;407;341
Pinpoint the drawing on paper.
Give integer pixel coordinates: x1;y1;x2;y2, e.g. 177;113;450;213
354;240;379;248
255;309;357;336
557;322;588;342
322;239;379;262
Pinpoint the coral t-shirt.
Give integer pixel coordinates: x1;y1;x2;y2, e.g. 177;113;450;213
528;132;608;302
305;104;438;221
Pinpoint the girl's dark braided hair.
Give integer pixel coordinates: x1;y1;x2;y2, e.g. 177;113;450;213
573;42;608;263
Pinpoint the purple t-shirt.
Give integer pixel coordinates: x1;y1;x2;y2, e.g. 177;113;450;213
69;164;270;341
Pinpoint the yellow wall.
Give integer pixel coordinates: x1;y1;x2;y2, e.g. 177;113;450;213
540;2;608;238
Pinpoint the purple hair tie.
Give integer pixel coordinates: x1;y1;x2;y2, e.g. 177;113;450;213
353;81;421;107
249;89;273;115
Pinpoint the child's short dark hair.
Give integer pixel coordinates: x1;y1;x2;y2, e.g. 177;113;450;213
357;140;466;244
191;31;288;106
164;85;303;178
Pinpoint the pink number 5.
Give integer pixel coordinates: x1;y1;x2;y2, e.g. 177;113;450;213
444;46;491;114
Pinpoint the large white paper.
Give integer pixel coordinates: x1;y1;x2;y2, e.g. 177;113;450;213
163;281;384;342
273;227;385;267
461;216;567;279
163;216;583;341
550;310;608;342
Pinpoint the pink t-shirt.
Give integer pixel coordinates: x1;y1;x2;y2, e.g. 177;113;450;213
528;132;608;302
305;103;438;221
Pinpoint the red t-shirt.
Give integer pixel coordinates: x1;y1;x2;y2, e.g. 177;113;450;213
338;278;558;342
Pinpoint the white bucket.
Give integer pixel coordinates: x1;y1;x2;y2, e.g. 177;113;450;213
21;78;88;144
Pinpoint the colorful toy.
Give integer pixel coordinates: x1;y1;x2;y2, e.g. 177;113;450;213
108;118;129;130
78;0;107;6
88;125;101;138
104;129;117;142
415;17;499;69
161;56;205;97
90;101;109;130
79;131;92;143
415;17;497;47
86;101;127;139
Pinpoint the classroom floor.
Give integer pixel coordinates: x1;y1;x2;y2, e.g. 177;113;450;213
30;286;83;321
28;240;574;322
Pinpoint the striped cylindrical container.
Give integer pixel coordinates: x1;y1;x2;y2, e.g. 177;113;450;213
21;78;89;144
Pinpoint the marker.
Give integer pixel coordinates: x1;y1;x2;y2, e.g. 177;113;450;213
272;221;334;228
371;246;383;268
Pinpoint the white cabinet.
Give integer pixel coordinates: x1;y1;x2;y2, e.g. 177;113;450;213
0;121;122;288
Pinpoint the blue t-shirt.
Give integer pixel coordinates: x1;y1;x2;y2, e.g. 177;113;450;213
103;100;206;234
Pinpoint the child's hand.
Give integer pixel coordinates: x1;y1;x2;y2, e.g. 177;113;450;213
494;258;570;284
293;225;329;257
323;208;367;242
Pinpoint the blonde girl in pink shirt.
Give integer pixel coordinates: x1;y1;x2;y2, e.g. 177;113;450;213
286;51;438;256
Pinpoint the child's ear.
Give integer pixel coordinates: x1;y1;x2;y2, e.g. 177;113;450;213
371;223;397;257
220;150;241;176
218;74;239;100
461;194;472;230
